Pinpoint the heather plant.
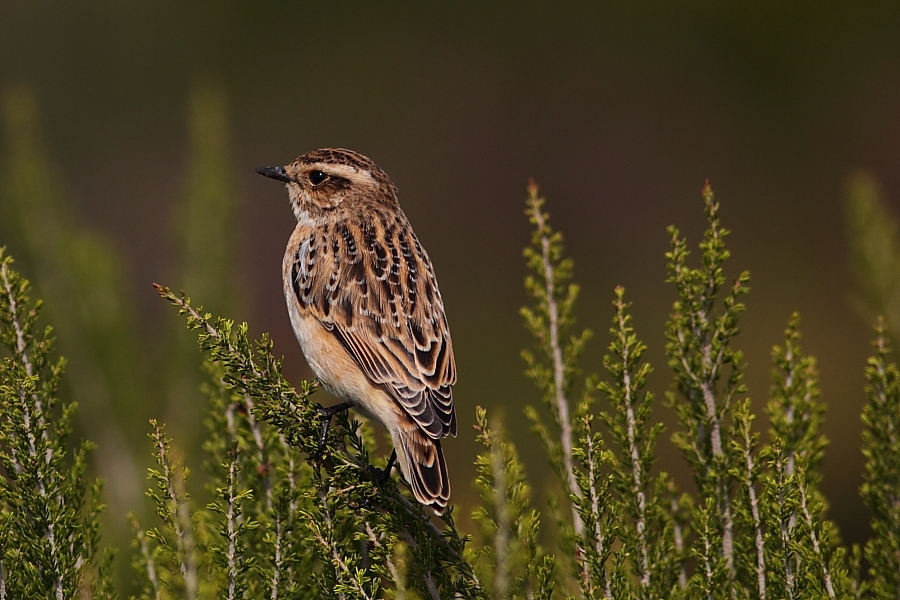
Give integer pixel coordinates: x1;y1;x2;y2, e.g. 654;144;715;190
0;250;115;599
3;94;900;597
0;84;243;590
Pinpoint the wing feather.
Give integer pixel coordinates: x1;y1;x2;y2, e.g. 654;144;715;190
291;215;457;439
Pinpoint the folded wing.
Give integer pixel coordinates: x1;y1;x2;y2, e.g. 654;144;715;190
290;213;457;439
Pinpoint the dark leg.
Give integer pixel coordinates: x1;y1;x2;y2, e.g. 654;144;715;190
315;401;353;454
371;449;396;483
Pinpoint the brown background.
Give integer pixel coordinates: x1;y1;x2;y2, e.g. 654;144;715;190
2;0;899;550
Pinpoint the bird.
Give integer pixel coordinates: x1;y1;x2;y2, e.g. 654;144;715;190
256;148;457;514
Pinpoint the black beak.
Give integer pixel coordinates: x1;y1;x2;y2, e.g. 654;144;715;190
255;166;294;183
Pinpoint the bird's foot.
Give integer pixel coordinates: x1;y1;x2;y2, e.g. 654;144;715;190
369;449;397;484
312;401;353;457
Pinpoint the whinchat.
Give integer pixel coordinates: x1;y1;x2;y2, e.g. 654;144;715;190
257;148;457;514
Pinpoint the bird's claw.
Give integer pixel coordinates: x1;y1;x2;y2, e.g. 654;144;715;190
368;464;391;484
369;449;397;484
311;401;353;458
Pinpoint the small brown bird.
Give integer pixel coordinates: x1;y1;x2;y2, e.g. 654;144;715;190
257;148;456;513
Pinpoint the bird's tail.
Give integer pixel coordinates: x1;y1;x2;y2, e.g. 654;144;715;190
393;424;450;514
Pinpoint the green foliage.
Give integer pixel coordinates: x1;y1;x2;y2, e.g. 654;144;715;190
570;403;618;599
520;180;593;586
0;249;114;598
0;85;147;535
766;314;827;477
164;83;244;462
469;406;554;600
128;287;483;599
137;422;207;598
564;286;686;599
846;172;900;339
689;498;731;600
593;288;682;599
176;85;240;314
860;322;900;598
521;182;592;418
665;181;749;591
760;314;850;599
0;83;246;592
5;141;900;599
514;179;894;600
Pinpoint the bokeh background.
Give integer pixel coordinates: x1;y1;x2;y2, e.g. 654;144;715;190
2;0;899;586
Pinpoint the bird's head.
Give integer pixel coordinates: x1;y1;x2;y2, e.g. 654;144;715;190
257;148;398;222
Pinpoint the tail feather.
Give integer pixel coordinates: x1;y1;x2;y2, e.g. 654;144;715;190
394;426;450;514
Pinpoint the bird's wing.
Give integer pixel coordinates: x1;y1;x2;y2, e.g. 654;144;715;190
289;214;456;439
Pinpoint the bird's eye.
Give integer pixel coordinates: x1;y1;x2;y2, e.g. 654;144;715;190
308;170;329;186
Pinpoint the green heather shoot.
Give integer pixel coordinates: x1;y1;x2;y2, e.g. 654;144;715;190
3;165;900;597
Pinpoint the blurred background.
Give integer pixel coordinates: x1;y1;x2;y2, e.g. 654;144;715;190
1;0;899;586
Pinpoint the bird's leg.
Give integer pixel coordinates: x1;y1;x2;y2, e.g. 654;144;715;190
314;401;353;455
370;449;397;483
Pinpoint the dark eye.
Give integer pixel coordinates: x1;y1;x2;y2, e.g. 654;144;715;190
308;170;329;186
